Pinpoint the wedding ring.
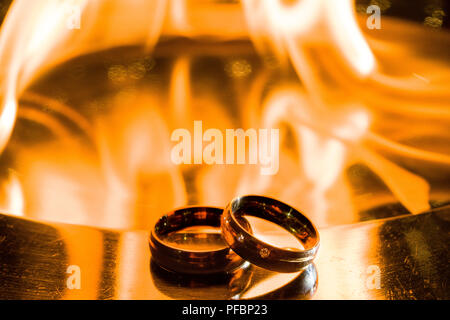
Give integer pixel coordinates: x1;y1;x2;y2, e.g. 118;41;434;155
221;195;320;273
149;206;246;275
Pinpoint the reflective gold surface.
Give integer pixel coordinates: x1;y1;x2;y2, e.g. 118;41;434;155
0;0;449;300
0;205;447;299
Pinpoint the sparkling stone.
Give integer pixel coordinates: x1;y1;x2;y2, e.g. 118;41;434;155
259;248;270;258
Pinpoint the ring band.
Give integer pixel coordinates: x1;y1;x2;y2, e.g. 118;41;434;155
221;195;320;273
149;206;246;274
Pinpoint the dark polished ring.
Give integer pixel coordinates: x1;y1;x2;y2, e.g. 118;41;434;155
221;195;320;273
149;206;246;275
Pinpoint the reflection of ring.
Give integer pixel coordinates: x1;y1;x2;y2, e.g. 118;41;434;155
221;195;320;273
240;263;318;300
150;260;253;300
149;206;246;275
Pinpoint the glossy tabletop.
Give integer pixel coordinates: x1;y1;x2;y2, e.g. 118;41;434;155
0;206;448;299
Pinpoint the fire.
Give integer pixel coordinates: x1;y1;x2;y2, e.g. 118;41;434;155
243;0;375;77
0;0;449;229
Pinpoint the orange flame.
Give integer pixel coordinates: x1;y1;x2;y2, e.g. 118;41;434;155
0;0;449;229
